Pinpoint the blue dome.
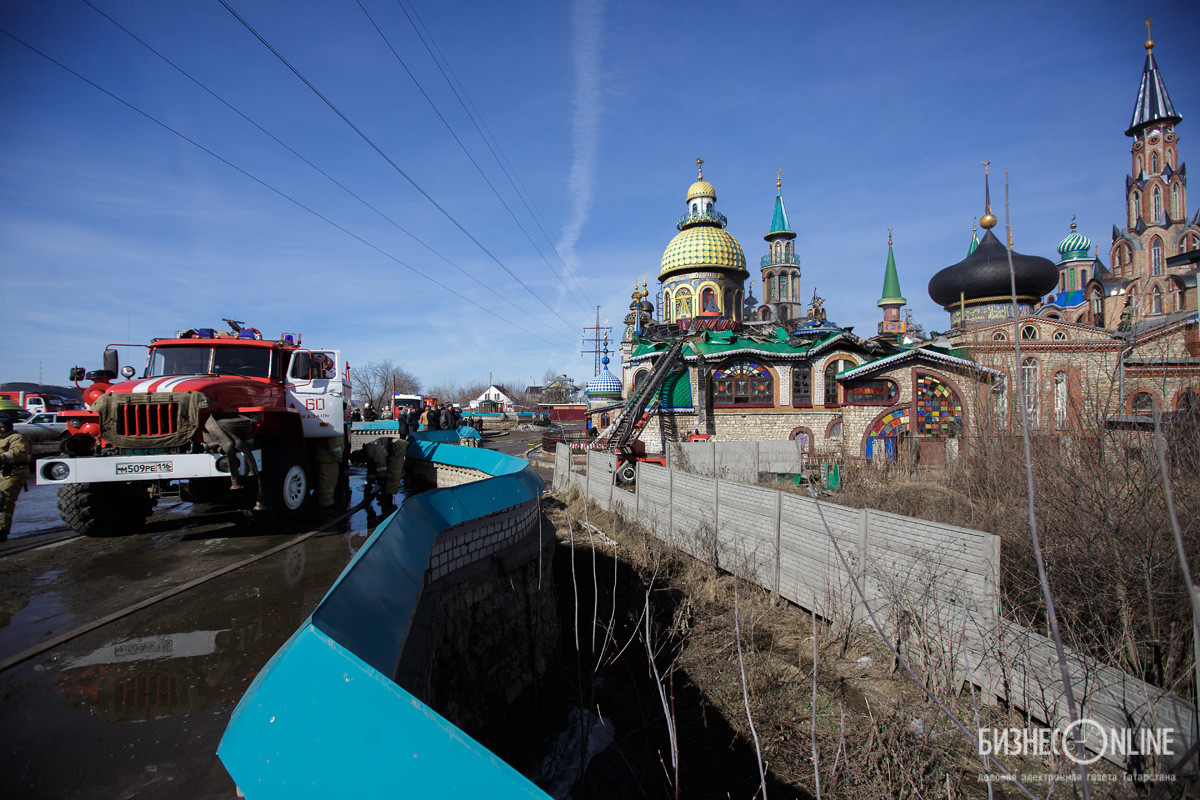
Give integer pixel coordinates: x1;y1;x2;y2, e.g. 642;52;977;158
585;370;622;397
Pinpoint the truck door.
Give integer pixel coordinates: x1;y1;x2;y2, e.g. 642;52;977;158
285;349;345;437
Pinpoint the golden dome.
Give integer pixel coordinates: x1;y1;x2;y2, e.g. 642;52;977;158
686;181;716;202
659;225;746;278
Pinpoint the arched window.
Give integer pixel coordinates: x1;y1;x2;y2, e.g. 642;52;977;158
724;288;735;318
770;275;778;301
663;290;673;322
1021;357;1040;428
827;421;842;440
674;287;693;320
1174;185;1182;219
701;286;717;313
1176;390;1200;413
691;202;698;214
824;359;853;406
1131;391;1155;414
792;365;812;406
711;361;773;407
1021;325;1039;341
992;330;1007;341
1053;330;1068;341
1054;371;1068;430
1131;191;1140;221
1152;286;1163;315
792;276;799;301
992;373;1008;429
1152;151;1159;173
1152;238;1163;276
915;375;963;438
1153;187;1162;221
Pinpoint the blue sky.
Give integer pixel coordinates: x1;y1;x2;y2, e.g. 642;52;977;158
2;0;1198;392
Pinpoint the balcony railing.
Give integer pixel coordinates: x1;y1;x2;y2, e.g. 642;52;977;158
761;252;801;268
676;210;727;230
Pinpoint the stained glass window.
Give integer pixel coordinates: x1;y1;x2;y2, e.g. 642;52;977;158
712;361;773;406
915;375;962;438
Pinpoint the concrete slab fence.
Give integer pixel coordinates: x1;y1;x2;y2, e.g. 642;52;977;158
553;443;1196;769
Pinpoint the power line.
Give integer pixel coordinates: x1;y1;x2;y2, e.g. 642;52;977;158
0;27;567;350
77;0;577;343
356;0;591;316
394;0;595;313
217;0;584;335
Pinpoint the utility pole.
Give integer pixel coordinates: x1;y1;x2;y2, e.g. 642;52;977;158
580;306;611;375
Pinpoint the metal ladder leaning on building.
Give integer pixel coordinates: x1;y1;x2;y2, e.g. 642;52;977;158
602;335;689;483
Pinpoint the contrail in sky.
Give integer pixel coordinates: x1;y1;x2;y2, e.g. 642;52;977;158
557;0;605;274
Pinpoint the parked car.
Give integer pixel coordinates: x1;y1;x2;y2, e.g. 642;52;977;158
14;412;69;443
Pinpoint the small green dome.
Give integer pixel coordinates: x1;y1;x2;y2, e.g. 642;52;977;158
1057;227;1092;261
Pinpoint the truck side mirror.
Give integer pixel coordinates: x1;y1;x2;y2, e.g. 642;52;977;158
69;366;86;382
103;348;119;375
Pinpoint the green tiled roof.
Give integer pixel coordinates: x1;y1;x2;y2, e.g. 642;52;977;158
630;329;842;362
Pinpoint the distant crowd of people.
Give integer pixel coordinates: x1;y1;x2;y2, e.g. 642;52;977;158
351;400;468;435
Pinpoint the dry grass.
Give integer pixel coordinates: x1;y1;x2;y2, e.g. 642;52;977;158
541;490;1142;799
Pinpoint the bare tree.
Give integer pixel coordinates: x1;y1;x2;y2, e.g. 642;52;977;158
357;360;420;409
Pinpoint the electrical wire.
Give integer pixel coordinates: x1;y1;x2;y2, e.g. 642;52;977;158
0;27;567;350
397;0;594;311
76;0;578;343
218;0;585;335
357;0;592;315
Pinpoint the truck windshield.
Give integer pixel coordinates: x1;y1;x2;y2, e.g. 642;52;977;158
212;346;272;378
148;346;211;376
146;346;272;378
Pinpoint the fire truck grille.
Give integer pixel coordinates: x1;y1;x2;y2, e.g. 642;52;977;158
116;403;179;437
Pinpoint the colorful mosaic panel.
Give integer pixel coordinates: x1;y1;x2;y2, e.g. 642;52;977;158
870;408;908;438
915;376;962;438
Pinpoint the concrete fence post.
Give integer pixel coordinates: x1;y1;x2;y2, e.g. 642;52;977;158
772;489;782;602
754;441;761;483
667;463;674;543
858;509;870;620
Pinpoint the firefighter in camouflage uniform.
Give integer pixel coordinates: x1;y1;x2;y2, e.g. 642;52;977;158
0;418;31;541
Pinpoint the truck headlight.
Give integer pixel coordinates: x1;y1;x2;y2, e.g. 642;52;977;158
43;462;70;481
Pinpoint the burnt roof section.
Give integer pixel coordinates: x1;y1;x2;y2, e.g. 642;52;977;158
927;228;1058;308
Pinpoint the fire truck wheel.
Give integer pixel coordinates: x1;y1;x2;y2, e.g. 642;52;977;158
616;463;637;485
57;483;154;537
262;447;311;518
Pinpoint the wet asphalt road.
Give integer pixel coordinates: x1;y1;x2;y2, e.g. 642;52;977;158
0;470;392;799
0;429;550;799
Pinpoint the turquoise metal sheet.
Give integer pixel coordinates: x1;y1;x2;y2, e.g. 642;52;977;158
218;443;549;798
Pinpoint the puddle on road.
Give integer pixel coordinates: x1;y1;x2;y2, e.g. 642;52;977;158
0;591;75;653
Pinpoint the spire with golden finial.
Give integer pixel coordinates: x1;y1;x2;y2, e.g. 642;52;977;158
888;227;893;246
777;169;782;192
1145;17;1154;52
696;156;704;180
980;161;997;230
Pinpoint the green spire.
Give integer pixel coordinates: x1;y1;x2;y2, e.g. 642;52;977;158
768;170;792;235
967;217;980;255
878;231;906;307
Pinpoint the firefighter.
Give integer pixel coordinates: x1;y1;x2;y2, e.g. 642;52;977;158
0;418;31;541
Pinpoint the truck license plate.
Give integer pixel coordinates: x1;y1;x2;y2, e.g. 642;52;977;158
115;461;173;475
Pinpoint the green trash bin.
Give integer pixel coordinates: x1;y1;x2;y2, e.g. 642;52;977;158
827;464;841;491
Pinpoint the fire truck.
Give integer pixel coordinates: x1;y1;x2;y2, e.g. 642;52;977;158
37;323;351;536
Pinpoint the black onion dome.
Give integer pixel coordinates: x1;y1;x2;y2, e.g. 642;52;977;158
928;229;1057;308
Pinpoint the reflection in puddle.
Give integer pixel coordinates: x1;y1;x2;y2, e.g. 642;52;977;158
0;592;73;651
49;536;359;723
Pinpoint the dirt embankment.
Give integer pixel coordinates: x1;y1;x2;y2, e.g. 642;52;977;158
539;491;1141;800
